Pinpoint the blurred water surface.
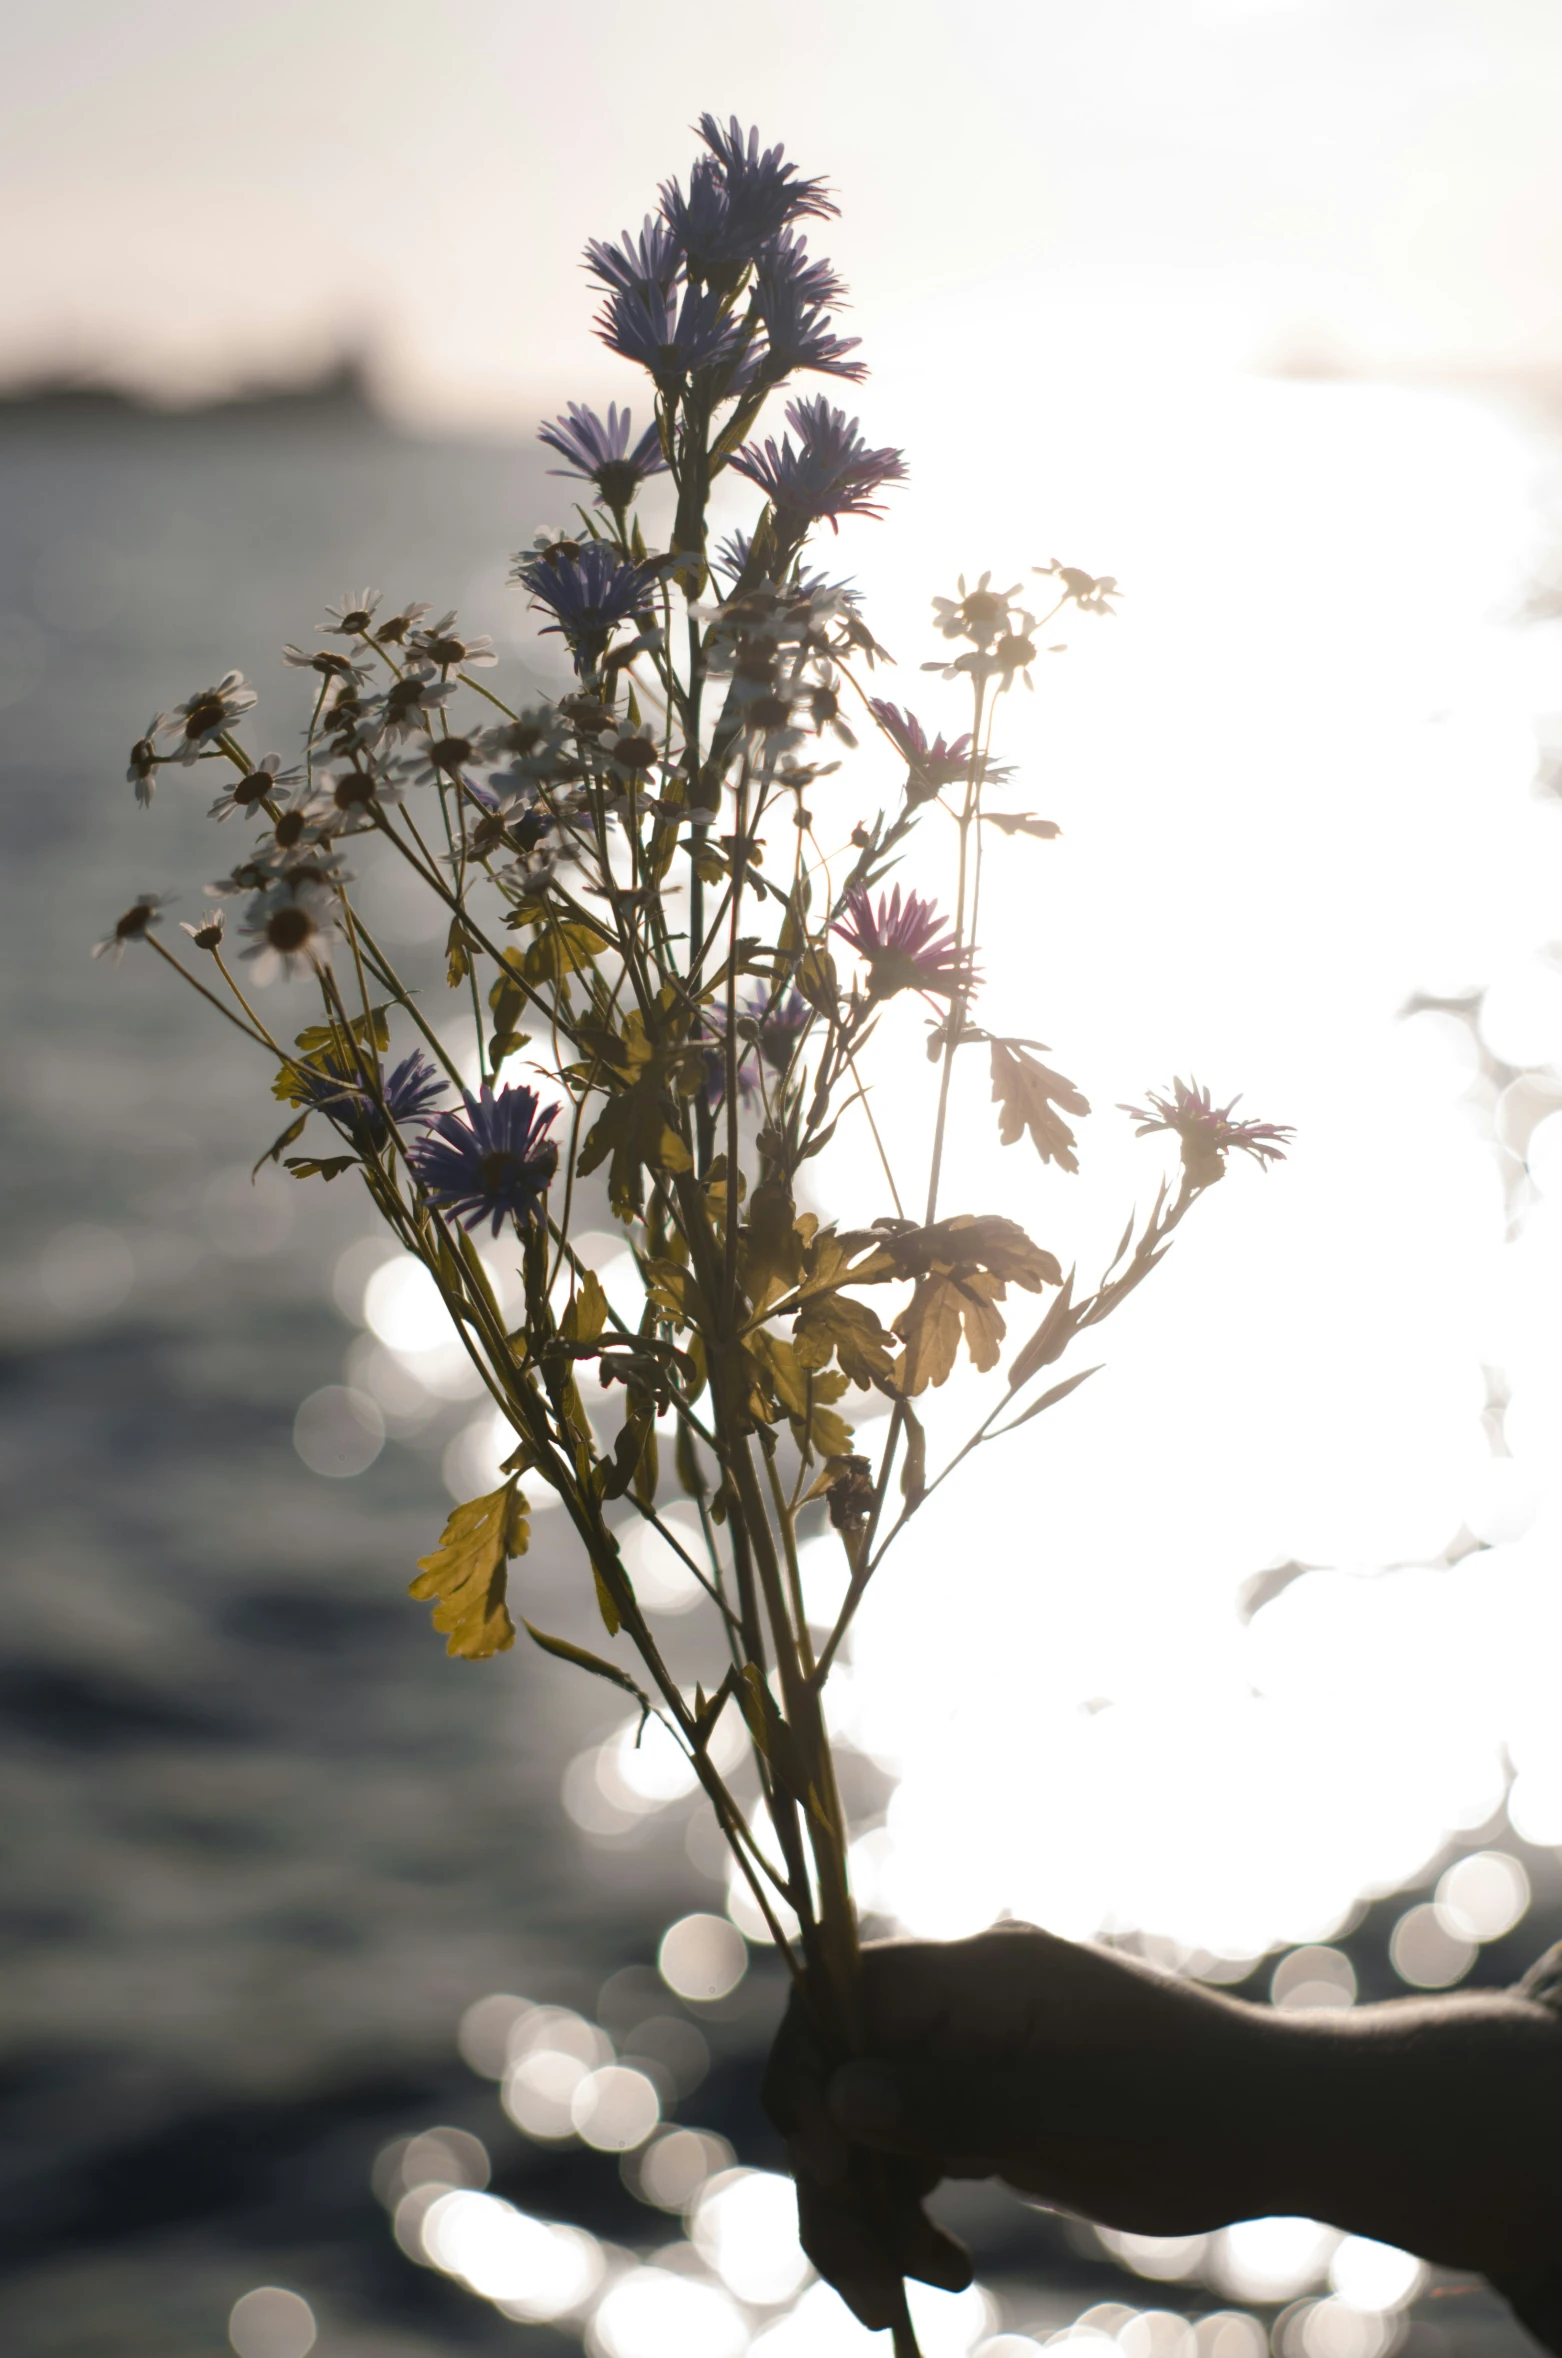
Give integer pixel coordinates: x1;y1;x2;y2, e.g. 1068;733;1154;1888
3;384;1562;2355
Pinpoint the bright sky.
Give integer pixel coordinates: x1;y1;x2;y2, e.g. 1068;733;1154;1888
10;0;1562;422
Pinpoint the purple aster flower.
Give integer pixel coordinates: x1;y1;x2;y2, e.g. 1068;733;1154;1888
583;214;682;300
538;402;667;510
700;987;813;1108
595;280;746;391
659;155;747;280
691;115;835;251
755;987;811;1074
302;1048;447;1156
752;238;864;384
410;1083;560;1236
730;395;905;534
868;700;1014;804
515;543;659;667
755;228;846;310
1120;1077;1293;1186
833;884;975;1002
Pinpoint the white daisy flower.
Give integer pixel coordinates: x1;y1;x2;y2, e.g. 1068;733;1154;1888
319;589;382;636
171;672;257;765
238;880;340;983
410;611;498;670
208;751;298;821
94;891;170;961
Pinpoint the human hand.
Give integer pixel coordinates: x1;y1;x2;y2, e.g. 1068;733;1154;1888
763;1923;1274;2331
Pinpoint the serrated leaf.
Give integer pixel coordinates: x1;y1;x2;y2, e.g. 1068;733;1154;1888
295;1005;391;1058
409;1481;527;1658
740;1180;806;1313
284;1154;358;1182
894;1269;1008;1393
522;1620;650;1716
253;1112;309;1176
793;1289;897;1389
990;1042;1090;1175
576;1071;693;1214
563;1268;610;1345
524;918;609;984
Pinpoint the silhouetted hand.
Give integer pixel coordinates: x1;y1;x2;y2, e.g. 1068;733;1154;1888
763;1923;1562;2333
762;1923;1273;2330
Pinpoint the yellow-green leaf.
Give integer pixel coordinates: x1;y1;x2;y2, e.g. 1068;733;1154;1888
989;1042;1090;1176
893;1269;1009;1393
524;918;609;984
295;1004;391;1059
900;1400;927;1507
793;1289;897;1389
522;1621;649;1714
563;1268;610;1345
446;915;472;987
593;1564;621;1635
409;1481;527;1658
737;1663;771;1758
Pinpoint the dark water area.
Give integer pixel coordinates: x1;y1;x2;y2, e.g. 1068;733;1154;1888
0;408;799;2354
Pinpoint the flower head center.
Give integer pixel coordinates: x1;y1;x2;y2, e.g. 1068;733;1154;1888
267;906;314;952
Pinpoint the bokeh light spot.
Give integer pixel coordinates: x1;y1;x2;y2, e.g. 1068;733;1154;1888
228;2287;317;2358
659;1912;748;2002
1270;1946;1357;2012
1388;1901;1475;1988
1433;1849;1529;1942
570;2062;660;2151
692;2167;814;2304
292;1384;383;1477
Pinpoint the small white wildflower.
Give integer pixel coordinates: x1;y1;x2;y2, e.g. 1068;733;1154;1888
238;881;340;983
411;611;498;670
319;589;382;636
171;672;257;765
94;891;170;962
180;907;226;951
126;713;170;807
366;664;457;740
208;751;297;822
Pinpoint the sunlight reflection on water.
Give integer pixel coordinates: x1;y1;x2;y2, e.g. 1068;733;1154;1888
757;373;1562;1964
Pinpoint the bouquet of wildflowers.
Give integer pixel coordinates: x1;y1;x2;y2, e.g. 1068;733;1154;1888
105;115;1289;2352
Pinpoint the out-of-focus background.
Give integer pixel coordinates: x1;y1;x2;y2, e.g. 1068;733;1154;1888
6;5;1562;2355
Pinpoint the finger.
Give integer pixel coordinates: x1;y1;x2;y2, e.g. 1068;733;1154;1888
892;2197;974;2294
794;2174;905;2331
786;2117;851;2189
761;1989;833;2136
794;2157;965;2330
830;2054;1045;2163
